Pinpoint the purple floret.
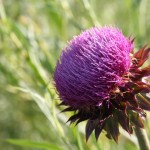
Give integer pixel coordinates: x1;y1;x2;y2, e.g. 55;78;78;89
54;26;133;108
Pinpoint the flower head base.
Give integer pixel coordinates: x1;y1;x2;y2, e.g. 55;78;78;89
54;26;150;142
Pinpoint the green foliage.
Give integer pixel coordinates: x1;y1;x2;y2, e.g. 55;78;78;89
6;139;63;150
0;0;150;150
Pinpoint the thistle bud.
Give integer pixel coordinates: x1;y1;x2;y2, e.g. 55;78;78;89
54;26;150;142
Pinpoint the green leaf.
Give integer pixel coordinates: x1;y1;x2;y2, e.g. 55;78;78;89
6;139;63;150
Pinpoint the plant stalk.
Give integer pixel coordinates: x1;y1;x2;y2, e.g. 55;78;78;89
134;127;150;150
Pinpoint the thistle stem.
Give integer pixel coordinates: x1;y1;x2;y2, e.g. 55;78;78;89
134;127;150;150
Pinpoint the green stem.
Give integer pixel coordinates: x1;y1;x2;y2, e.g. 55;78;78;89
134;127;150;150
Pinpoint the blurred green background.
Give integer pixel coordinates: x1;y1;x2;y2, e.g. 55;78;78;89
0;0;150;150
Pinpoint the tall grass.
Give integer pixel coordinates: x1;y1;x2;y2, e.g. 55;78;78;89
0;0;150;150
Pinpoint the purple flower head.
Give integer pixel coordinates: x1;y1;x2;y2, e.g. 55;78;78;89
54;26;150;142
54;27;133;108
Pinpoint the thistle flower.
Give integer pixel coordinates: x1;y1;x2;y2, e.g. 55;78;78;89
54;26;150;142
